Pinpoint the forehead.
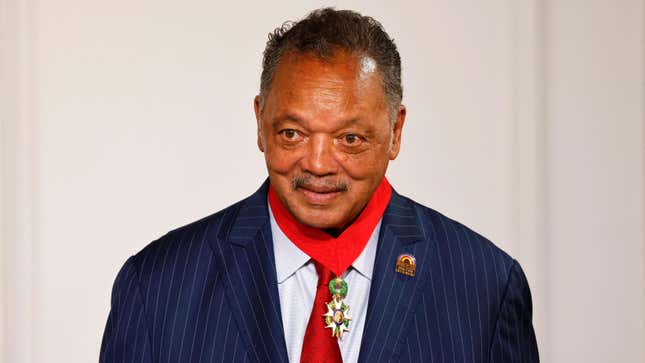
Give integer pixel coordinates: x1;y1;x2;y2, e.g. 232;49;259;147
264;51;388;124
272;51;368;98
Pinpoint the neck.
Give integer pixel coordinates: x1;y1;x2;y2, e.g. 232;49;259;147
324;228;342;238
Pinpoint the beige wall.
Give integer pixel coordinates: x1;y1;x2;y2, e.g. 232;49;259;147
1;0;643;362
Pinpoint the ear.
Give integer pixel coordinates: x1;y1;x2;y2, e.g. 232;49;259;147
253;95;264;152
388;104;406;160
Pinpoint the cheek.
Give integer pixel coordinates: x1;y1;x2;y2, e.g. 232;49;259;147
336;149;389;179
265;146;303;174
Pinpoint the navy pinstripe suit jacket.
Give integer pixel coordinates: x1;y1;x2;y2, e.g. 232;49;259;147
100;180;539;362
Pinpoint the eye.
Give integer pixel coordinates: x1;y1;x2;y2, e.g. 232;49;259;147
345;134;358;143
279;129;302;141
341;133;363;146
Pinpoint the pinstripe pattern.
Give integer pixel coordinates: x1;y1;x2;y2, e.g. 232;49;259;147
100;180;538;362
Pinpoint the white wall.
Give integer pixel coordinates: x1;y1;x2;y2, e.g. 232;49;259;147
545;1;644;360
1;0;643;362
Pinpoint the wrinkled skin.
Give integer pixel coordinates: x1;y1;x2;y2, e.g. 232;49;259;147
254;51;406;231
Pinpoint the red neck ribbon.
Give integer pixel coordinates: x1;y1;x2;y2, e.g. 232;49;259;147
268;177;392;276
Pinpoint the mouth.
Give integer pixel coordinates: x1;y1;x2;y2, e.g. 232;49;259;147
298;186;343;205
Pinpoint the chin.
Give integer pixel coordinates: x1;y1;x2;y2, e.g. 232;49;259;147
292;207;346;230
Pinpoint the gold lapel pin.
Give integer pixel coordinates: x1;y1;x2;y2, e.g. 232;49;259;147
395;254;416;277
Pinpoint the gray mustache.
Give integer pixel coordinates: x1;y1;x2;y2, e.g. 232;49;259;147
291;175;349;192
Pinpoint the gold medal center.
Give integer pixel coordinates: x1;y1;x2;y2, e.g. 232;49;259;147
333;310;344;324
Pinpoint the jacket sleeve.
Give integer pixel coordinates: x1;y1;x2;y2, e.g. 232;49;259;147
489;260;540;363
100;256;153;363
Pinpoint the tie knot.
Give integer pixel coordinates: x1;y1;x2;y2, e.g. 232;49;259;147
312;260;334;287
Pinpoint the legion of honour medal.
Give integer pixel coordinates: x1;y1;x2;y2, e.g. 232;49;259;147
323;276;351;339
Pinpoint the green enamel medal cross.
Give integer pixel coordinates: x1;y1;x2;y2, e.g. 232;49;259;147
323;277;351;339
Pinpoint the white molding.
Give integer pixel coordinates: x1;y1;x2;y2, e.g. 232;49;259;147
640;0;645;356
1;0;36;361
512;0;548;358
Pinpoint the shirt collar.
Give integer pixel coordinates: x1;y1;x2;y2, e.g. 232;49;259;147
270;202;310;284
269;200;381;284
350;219;380;280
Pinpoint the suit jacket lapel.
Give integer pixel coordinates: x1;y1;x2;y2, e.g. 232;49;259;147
358;189;431;362
208;182;431;363
210;180;289;363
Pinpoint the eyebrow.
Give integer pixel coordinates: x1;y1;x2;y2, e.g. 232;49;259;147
271;113;365;131
272;113;306;126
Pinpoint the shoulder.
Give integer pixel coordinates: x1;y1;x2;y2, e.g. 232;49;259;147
132;201;238;266
395;192;518;284
120;188;263;297
391;192;539;360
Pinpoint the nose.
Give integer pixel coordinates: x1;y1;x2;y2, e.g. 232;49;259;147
302;135;338;176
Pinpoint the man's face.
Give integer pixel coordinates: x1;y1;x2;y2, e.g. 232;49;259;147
254;51;405;230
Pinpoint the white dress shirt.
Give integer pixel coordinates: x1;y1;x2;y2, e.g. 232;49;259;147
269;202;381;363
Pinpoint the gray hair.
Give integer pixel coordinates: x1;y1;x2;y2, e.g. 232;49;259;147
259;8;403;120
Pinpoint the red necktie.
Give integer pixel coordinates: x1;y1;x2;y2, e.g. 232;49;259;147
300;261;343;363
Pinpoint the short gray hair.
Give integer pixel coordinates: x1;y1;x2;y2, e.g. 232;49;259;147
259;8;403;119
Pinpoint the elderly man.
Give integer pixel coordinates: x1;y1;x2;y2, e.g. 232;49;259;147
100;8;539;363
